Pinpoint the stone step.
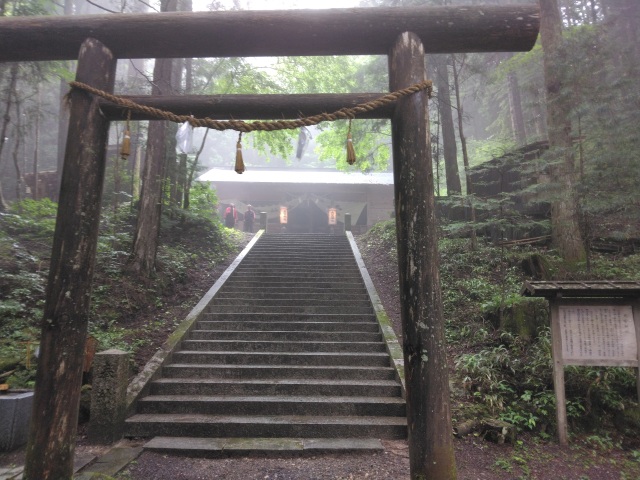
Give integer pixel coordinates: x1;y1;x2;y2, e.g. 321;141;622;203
216;280;365;288
222;277;364;286
214;291;371;301
189;330;381;342
161;364;397;381
143;436;384;454
200;313;377;323
179;340;386;353
230;271;363;279
206;305;373;315
240;253;354;260
243;255;355;260
137;395;406;416
209;298;371;308
217;284;367;293
125;413;407;439
195;321;379;333
150;378;401;397
171;351;391;367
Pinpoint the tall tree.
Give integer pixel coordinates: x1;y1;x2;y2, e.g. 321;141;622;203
0;63;18;211
129;0;177;276
507;68;526;145
539;0;586;263
432;54;462;195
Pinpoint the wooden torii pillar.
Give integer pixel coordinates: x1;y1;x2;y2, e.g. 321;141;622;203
0;6;539;480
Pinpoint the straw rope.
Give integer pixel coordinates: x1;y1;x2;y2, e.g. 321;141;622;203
69;80;433;132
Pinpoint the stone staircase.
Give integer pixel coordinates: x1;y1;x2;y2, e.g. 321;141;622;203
125;233;406;453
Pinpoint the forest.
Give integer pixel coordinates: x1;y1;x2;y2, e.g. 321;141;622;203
1;0;639;479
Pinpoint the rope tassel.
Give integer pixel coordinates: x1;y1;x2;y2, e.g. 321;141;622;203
120;110;131;160
346;119;356;165
235;132;245;174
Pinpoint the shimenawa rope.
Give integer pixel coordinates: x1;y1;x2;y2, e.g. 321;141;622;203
69;80;433;133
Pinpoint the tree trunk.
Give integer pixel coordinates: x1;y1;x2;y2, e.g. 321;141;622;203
129;0;177;276
0;63;18;212
184;127;209;210
23;37;116;480
390;32;456;480
452;54;477;250
605;0;640;68
129;102;168;276
507;69;526;145
11;99;23;202
32;86;40;200
432;54;461;195
55;0;75;196
539;0;586;264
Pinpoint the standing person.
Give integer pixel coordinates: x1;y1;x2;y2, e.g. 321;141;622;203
244;204;255;232
224;203;237;228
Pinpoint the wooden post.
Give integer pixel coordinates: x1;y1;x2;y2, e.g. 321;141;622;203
389;32;456;479
344;213;352;232
260;212;267;231
549;299;568;445
23;38;116;480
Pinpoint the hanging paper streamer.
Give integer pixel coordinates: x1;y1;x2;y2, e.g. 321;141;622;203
296;126;311;160
235;132;245;174
176;119;194;154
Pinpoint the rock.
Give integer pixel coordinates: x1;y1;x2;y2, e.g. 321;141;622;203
486;297;548;341
614;406;640;438
481;419;517;444
520;253;550;280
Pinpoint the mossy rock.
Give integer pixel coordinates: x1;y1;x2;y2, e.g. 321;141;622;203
486;297;549;341
502;297;549;340
520;253;551;280
78;384;92;424
0;357;22;372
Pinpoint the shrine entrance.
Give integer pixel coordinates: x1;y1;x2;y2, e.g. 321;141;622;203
0;5;539;479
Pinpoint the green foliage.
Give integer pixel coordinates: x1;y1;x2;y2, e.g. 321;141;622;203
364;219;640;439
359;220;397;259
0;193;243;385
1;198;57;238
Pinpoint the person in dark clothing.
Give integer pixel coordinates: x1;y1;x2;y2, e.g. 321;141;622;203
244;204;255;232
224;203;237;228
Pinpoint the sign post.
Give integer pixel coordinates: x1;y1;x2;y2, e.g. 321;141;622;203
522;281;640;445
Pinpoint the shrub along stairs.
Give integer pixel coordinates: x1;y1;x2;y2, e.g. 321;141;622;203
125;232;406;453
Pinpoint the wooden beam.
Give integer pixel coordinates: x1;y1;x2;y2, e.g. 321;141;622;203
98;93;395;121
23;38;116;480
389;32;456;479
0;5;539;62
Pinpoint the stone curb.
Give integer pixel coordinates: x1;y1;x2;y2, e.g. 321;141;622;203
125;230;264;413
346;232;406;396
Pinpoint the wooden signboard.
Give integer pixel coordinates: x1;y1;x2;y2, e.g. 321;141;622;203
522;281;640;445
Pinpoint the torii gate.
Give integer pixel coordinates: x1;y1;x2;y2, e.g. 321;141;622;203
0;5;539;480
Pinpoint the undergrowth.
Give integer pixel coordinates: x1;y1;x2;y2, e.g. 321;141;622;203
0;193;242;388
359;220;640;441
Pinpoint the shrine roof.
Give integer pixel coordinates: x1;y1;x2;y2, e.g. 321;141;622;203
522;280;640;299
197;168;394;185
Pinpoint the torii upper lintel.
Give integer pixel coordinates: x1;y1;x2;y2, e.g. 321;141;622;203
0;5;539;62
